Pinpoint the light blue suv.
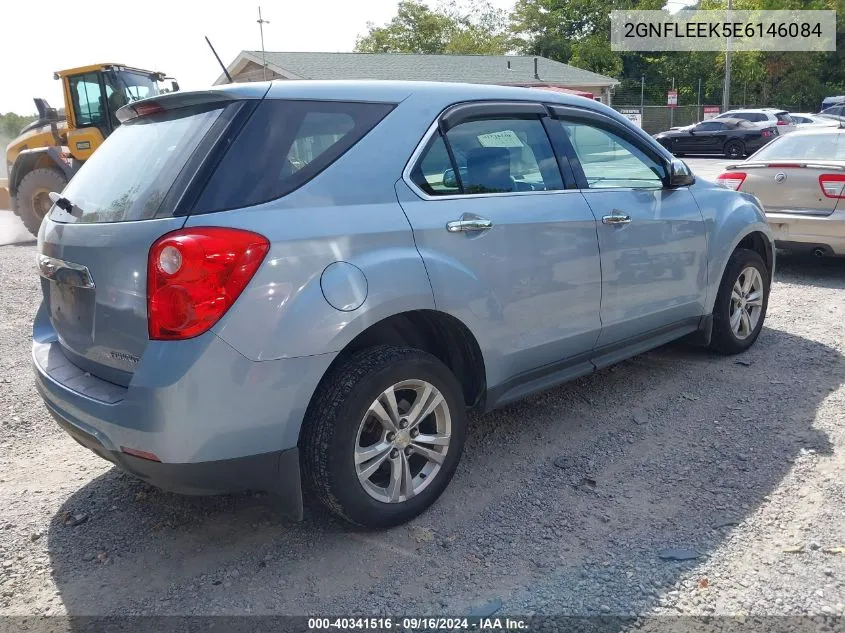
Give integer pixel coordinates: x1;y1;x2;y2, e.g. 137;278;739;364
32;81;774;527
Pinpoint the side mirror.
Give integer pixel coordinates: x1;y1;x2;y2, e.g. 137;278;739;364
667;158;695;187
442;168;458;189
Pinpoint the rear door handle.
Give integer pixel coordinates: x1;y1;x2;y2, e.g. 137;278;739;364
602;212;631;225
447;218;493;232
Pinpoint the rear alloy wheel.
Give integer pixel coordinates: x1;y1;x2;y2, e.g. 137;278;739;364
724;140;745;159
13;168;68;237
301;346;467;528
709;248;770;354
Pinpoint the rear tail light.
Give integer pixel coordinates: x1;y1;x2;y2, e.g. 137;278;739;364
147;227;270;340
776;120;788;126
717;172;747;190
818;173;845;198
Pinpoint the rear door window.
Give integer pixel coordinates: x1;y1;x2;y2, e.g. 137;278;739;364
410;116;563;196
195;100;394;211
53;105;226;224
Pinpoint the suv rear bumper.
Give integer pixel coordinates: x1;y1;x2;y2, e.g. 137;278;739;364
47;403;299;508
33;306;336;510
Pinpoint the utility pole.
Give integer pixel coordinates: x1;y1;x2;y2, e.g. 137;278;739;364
697;77;702;121
257;6;270;81
640;76;645;119
670;77;675;128
723;0;732;111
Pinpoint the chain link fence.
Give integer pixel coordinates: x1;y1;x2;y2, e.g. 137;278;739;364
610;78;798;134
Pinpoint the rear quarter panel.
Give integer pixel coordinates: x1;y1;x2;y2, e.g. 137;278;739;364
689;180;775;311
195;94;444;362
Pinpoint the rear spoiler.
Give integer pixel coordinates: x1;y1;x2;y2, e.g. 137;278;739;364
725;162;845;171
116;85;271;123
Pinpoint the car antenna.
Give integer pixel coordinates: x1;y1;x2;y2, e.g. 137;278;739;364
205;36;233;84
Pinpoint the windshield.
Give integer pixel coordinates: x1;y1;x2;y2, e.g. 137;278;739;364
52;105;224;224
751;133;845;161
104;70;160;110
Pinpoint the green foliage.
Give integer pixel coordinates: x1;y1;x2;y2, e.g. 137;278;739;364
355;0;511;54
354;0;845;111
0;112;36;142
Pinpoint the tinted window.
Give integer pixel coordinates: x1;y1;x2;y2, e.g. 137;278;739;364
558;121;664;189
410;133;461;196
53;105;224;224
69;73;105;127
775;113;793;124
696;122;724;131
196;100;394;211
791;115;811;124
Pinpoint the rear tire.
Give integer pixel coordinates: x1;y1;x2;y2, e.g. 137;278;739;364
301;346;467;528
709;248;770;354
13;168;67;237
724;140;745;159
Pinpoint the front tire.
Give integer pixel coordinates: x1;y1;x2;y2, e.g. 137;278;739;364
301;346;467;528
13;168;68;237
709;248;770;354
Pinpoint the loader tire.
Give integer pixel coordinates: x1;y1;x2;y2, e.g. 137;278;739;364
13;169;67;237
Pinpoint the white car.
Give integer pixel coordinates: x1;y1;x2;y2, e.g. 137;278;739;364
714;109;796;134
789;112;841;127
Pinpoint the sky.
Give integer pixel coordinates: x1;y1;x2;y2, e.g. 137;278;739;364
0;0;516;115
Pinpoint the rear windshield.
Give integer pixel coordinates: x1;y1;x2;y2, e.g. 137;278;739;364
53;105;224;224
752;133;845;161
775;113;793;123
194;99;394;212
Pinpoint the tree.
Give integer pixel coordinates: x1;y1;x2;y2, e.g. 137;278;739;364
355;0;511;55
0;112;36;142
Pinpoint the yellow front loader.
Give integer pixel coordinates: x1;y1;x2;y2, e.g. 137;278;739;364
3;63;178;235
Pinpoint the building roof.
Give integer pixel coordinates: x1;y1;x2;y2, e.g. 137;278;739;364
217;51;618;88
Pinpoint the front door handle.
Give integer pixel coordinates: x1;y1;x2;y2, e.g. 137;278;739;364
447;218;493;232
602;212;632;225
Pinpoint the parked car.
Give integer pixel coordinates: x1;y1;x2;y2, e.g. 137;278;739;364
717;127;845;257
714;108;796;134
33;81;775;528
653;118;778;158
820;95;845;111
820;104;845;119
789;113;841;128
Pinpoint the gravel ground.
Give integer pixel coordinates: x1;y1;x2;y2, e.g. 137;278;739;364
0;237;844;622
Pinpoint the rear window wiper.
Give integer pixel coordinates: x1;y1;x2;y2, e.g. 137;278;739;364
48;192;83;218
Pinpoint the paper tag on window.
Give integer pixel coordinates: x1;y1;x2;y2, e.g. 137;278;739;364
477;130;524;148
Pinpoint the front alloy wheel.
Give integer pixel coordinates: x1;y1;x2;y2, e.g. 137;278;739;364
709;247;769;354
729;266;764;340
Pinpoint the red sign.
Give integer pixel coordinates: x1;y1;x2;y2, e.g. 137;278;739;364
668;90;678;108
703;105;720;120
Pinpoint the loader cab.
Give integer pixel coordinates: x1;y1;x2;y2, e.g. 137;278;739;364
58;64;175;160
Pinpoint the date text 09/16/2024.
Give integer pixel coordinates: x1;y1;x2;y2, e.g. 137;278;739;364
307;617;529;631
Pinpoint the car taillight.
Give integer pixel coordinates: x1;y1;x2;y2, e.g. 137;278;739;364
818;173;845;199
776;120;788;125
717;172;747;190
147;228;270;340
